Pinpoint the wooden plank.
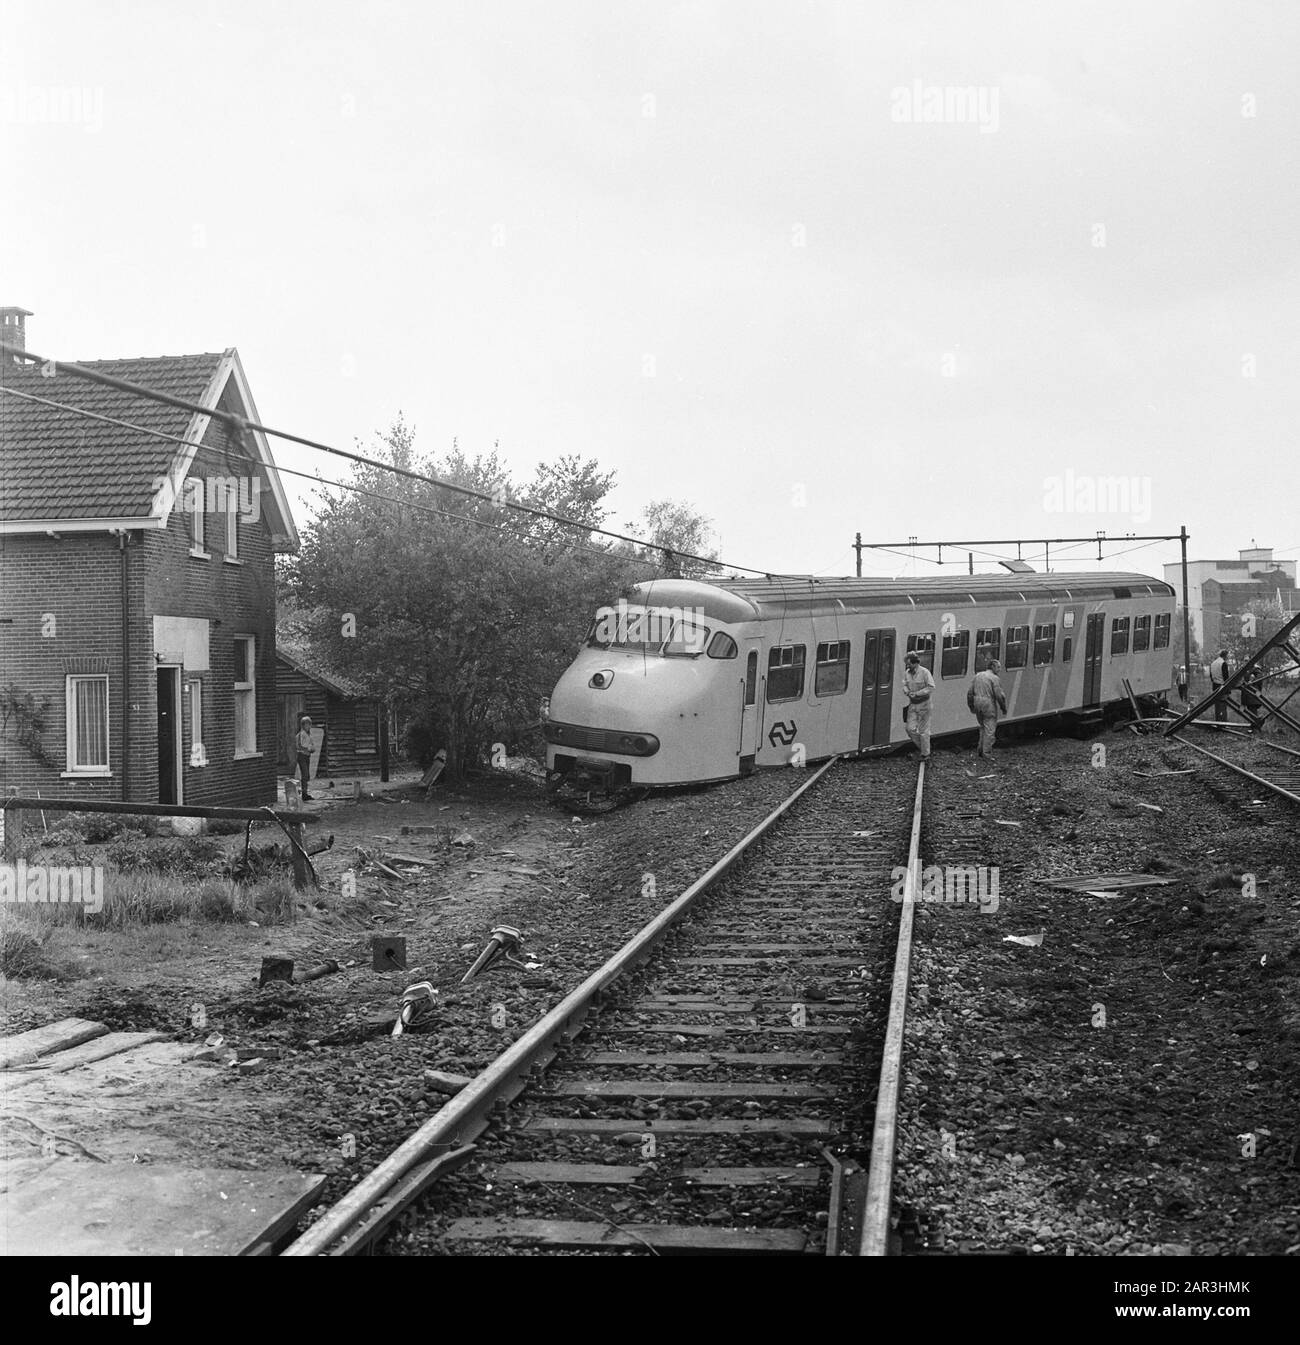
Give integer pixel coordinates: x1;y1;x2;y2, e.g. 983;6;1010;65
580;1051;844;1066
676;956;867;968
634;999;858;1014
445;1217;807;1253
495;1163;822;1188
3;1032;166;1087
686;1167;821;1187
0;1018;108;1069
693;943;865;954
550;1080;830;1099
0;1163;326;1255
621;1024;850;1036
521;1116;836;1136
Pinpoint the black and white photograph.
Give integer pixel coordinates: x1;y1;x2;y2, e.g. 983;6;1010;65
1;0;1297;1317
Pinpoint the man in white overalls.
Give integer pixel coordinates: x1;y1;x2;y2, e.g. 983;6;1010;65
902;651;935;761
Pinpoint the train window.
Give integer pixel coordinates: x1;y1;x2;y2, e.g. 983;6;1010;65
1033;623;1056;666
879;632;894;687
707;632;738;660
814;641;851;696
1154;613;1171;649
905;632;935;673
1004;625;1029;669
744;651;758;705
1062;636;1073;662
767;644;806;702
974;628;1000;672
941;630;970;678
1133;615;1151;652
662;618;709;657
1111;616;1130;656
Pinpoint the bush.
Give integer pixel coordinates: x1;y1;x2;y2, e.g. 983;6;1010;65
0;916;72;980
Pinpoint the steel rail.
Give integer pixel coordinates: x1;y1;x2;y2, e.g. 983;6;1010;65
1169;735;1300;806
281;756;840;1256
858;760;926;1255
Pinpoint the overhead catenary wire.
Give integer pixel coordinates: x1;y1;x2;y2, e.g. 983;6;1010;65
0;344;783;577
0;385;665;573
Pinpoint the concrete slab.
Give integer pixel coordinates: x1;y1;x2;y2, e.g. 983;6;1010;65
1;1160;326;1255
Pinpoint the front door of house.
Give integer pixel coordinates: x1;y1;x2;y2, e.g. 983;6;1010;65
157;667;181;804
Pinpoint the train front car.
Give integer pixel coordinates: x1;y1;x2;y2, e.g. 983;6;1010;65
543;579;757;796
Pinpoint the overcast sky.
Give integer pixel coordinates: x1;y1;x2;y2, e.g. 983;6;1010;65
4;0;1297;583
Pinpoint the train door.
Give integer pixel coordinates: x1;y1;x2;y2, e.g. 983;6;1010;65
738;646;760;773
1083;612;1105;706
858;628;896;748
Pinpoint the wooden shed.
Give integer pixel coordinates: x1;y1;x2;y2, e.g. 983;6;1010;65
274;646;384;778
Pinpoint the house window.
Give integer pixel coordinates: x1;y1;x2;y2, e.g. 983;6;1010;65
188;679;207;766
1005;625;1030;670
1154;613;1171;649
1133;615;1151;652
1111;616;1130;656
941;630;970;679
65;675;109;774
225;500;239;559
906;632;935;673
233;636;257;755
1033;623;1056;666
974;628;1000;671
766;644;806;702
814;641;851;697
355;700;379;753
189;477;208;556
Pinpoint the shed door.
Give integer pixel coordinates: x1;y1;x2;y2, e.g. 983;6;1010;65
278;694;305;770
1083;613;1105;706
858;628;896;749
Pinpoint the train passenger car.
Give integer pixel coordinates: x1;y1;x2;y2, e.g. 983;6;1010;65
543;571;1176;790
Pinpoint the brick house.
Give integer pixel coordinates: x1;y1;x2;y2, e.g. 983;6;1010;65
0;309;299;807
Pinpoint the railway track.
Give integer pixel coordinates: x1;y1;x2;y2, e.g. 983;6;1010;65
283;754;927;1257
1168;734;1300;805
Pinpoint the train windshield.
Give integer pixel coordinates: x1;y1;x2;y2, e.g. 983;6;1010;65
585;606;709;656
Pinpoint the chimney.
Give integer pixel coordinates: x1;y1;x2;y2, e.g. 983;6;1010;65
1;307;33;364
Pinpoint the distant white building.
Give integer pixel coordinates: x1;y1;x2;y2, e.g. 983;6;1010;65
1164;545;1297;650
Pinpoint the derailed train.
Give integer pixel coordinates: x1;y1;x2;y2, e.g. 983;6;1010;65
543;571;1176;791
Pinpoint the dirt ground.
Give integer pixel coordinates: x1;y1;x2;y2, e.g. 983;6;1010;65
3;718;1296;1256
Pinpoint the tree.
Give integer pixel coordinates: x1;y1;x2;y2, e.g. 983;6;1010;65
624;499;721;579
284;421;648;781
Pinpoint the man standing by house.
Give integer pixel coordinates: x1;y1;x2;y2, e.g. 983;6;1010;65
902;651;935;761
295;716;315;800
967;658;1009;762
1209;649;1230;722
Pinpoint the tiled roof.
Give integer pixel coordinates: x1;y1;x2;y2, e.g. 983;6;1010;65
0;353;226;522
277;641;368;699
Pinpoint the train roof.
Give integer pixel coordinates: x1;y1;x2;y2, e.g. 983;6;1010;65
624;572;1175;622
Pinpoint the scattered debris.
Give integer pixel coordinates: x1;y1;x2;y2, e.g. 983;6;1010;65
460;925;542;983
371;935;408;972
1003;930;1046;947
424;1069;474;1094
452;831;476;848
392;982;437;1037
992;819;1023;828
258;956;295;988
1134;802;1164;813
420;749;448;792
1039;874;1177;893
293;959;341;985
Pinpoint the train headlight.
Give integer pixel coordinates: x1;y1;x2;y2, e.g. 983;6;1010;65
589;670;614;689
